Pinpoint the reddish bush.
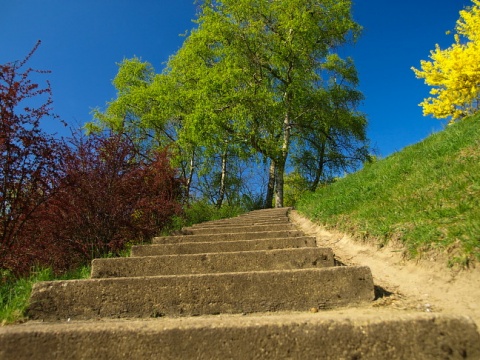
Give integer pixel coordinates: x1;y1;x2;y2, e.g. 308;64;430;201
24;133;184;272
0;42;66;274
1;44;184;276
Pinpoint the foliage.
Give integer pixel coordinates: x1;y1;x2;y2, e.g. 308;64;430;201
91;0;368;209
0;266;90;325
0;41;66;271
89;57;170;155
166;0;364;207
180;199;246;227
291;55;369;191
412;0;480;121
1;45;184;277
297;113;480;265
90;58;208;202
19;133;184;272
282;171;309;207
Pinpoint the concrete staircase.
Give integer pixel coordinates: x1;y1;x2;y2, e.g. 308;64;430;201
1;208;479;359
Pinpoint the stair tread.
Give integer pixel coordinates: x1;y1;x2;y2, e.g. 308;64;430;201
131;236;317;256
153;230;305;244
27;266;375;321
92;247;335;278
2;311;479;360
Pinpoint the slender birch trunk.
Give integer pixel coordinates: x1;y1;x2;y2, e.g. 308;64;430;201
184;149;195;203
216;148;228;208
274;111;291;208
265;159;275;208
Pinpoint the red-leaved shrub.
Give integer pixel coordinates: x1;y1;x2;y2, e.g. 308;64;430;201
1;43;184;277
1;42;67;275
19;133;184;273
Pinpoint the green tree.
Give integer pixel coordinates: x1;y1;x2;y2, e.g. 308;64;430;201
91;0;366;208
165;0;362;207
90;58;162;153
291;55;369;191
89;58;199;198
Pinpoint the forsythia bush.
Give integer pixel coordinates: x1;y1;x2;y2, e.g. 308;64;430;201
412;0;480;121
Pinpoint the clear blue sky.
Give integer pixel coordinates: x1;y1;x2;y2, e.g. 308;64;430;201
0;0;472;157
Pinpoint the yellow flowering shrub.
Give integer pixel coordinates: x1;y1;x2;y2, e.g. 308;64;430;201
412;0;480;121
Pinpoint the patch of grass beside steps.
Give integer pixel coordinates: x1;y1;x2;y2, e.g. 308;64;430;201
0;266;90;325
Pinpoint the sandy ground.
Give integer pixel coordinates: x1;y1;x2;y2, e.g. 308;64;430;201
289;210;480;327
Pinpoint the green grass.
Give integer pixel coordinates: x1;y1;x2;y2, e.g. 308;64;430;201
0;266;91;325
297;114;480;267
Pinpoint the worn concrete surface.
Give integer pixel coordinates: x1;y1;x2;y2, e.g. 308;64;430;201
2;311;479;359
130;236;317;256
153;230;305;244
28;266;375;321
91;247;335;278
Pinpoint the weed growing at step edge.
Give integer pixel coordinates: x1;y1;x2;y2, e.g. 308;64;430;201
297;114;480;265
0;266;91;325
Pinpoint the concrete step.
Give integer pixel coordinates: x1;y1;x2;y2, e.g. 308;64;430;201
235;214;289;221
243;207;291;213
131;236;317;256
187;218;291;230
190;214;291;224
2;311;479;359
27;266;375;321
91;248;335;278
5;206;480;359
222;213;290;221
187;208;291;228
237;207;291;218
153;230;304;244
182;223;296;235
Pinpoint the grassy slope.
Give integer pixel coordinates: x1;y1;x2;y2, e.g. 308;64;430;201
297;114;480;266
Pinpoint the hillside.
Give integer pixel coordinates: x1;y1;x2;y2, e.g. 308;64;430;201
297;113;480;267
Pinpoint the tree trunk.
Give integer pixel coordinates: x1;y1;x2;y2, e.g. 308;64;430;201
184;149;195;203
274;159;285;208
275;111;291;208
216;149;228;208
311;139;327;192
265;160;275;208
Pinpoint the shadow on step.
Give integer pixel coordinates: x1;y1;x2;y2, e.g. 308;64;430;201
334;258;347;266
374;285;394;300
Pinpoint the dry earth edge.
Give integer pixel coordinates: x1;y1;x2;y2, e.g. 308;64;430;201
289;210;480;328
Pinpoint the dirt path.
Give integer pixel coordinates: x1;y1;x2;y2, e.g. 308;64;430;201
290;210;480;327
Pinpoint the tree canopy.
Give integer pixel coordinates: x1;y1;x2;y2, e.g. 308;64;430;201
92;0;369;208
412;0;480;121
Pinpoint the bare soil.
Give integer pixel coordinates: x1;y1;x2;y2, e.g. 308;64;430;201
290;210;480;327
